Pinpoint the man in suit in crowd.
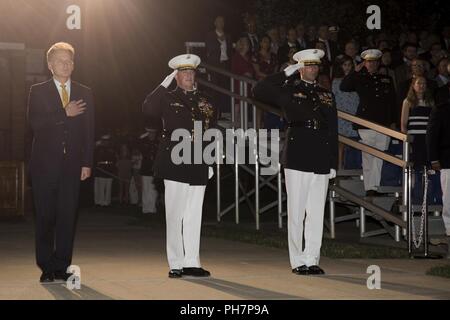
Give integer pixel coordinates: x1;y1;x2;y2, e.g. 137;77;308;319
28;42;94;283
205;15;232;117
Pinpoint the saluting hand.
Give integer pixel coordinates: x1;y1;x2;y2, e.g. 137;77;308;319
355;62;365;72
161;70;178;88
81;167;91;181
65;99;86;117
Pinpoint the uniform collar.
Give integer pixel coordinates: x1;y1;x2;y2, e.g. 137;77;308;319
300;79;318;88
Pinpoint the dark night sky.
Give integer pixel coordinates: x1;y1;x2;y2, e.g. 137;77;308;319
0;0;249;134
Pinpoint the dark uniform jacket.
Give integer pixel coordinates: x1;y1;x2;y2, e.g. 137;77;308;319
427;103;450;169
142;86;217;185
28;79;95;178
253;72;338;174
340;69;397;128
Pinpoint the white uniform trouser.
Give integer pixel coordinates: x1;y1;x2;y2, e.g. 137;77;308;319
358;129;391;191
441;169;450;236
285;169;330;268
164;180;206;270
94;177;113;206
142;176;158;213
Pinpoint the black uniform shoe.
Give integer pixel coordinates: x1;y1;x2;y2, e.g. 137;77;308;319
54;271;73;281
182;267;211;277
292;265;309;275
168;269;183;278
40;272;54;283
308;265;325;275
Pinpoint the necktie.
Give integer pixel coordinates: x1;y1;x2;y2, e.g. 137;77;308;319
61;84;69;108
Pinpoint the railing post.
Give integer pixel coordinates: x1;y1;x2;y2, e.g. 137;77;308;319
329;190;336;239
360;206;366;237
402;139;410;239
240;81;244;129
278;162;283;229
216;140;221;223
235;142;239;225
230;78;235;127
243;84;248;131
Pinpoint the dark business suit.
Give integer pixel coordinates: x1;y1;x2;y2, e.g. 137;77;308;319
28;79;94;273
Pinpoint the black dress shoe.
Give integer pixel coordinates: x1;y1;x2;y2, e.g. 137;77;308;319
40;272;54;283
54;271;73;281
308;265;325;275
292;265;309;275
182;267;211;277
168;269;183;278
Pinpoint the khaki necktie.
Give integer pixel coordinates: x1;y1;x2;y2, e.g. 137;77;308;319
61;84;69;108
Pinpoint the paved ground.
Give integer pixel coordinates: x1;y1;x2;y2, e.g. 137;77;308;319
1;207;450;300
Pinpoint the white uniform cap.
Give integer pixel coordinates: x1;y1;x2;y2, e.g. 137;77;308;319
293;49;325;66
168;54;201;71
361;49;382;61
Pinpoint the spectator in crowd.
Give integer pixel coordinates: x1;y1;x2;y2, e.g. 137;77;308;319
315;40;331;77
380;49;397;87
344;40;361;65
279;46;298;71
441;25;450;51
435;62;450;105
252;35;278;80
394;42;418;89
295;22;310;50
427;42;446;72
328;26;340;50
278;24;287;45
306;25;317;43
267;26;281;55
278;27;300;66
332;55;360;169
340;49;397;196
377;39;390;51
231;36;254;127
397;58;437;118
116;144;132;205
252;35;280;129
427;101;450;238
205;15;232;117
400;76;441;204
317;24;338;63
434;57;450;87
245;16;259;54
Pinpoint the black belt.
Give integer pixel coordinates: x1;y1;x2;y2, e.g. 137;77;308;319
288;119;328;130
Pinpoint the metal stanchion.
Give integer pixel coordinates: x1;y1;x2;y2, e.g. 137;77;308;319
278;163;283;229
216;140;221;223
329;190;336;239
360;206;366;237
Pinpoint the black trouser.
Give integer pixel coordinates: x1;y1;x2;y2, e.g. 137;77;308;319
210;61;230;116
32;164;80;273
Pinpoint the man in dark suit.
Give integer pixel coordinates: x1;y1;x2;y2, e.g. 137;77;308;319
254;49;338;275
27;42;94;283
427;102;450;238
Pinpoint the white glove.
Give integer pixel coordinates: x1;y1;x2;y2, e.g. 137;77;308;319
160;70;178;88
208;167;214;179
329;169;336;179
283;62;304;77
